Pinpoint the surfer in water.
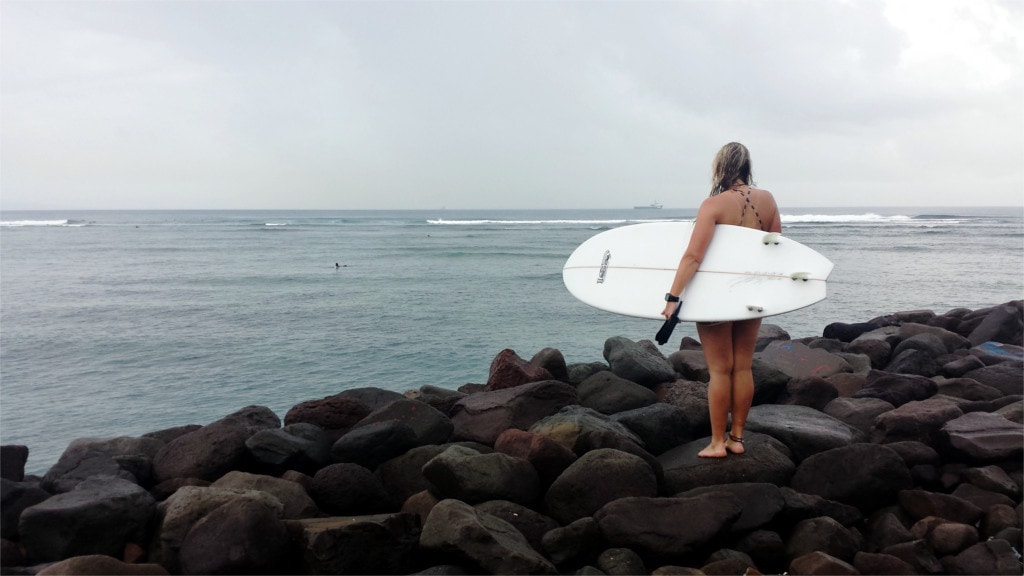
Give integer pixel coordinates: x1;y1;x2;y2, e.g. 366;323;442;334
661;142;782;458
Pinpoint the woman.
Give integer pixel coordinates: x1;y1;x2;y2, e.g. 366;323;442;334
660;142;782;458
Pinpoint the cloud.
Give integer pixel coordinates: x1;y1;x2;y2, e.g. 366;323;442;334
1;0;1021;210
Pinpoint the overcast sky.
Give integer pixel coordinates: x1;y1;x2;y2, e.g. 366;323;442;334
2;0;1021;210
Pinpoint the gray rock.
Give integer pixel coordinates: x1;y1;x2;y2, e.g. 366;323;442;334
210;470;318;519
660;380;711;436
677;482;784;533
790;443;912;511
962;362;1024;396
604;336;677;387
287;513;421;575
936;377;1005;401
423;445;540;505
846;338;892;369
41;436;163;493
853;370;937;407
376;444;447;504
331;420;419;469
451;380;578;445
150;485;284;572
745;404;861;462
0;445;28;482
885;349;941;377
19;477;156;563
178;498;288;575
152;406;280;483
899;489;984;524
785;516;861;563
542;517;603;568
757;323;792;349
893;332;950;359
970;341;1024;364
776;376;839;411
967;303;1023;347
353;398;453;447
577;371;658;415
940;411;1024;462
943;354;987;378
870;397;964;445
529;405;644;453
244;422;331;474
668;350;709;382
420;499;557;575
611;402;694;455
1;479;50;540
594;493;742;556
545;448;657;525
658;433;795;494
756;340;852;379
597;547;647;576
823;397;895;436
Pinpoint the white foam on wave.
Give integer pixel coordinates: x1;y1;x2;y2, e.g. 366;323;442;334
426;218;673;226
0;219;80;227
782;213;912;224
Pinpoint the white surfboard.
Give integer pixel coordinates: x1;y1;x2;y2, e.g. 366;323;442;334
562;222;833;322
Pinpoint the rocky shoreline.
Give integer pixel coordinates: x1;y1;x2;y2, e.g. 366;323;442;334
2;301;1022;575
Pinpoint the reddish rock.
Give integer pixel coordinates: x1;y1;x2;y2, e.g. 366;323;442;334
852;551;916;575
284;394;372;431
757;341;852;379
941;412;1024;462
494;429;577;486
451;380;577;445
870;397;964;445
788;551;857;575
36;555;169;575
486;348;554;391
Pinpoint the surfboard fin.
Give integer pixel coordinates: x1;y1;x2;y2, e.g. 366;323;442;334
762;232;781;245
790;272;810;282
747;305;764;313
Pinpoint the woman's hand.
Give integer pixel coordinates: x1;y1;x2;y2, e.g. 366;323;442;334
661;301;680;319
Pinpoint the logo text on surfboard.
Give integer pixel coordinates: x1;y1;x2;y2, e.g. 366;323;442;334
597;250;611;284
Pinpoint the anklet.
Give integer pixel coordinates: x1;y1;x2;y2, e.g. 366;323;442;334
728;434;744;443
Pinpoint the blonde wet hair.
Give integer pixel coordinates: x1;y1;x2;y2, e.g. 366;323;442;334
710;142;753;196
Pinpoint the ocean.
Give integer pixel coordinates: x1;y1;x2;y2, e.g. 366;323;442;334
2;207;1022;475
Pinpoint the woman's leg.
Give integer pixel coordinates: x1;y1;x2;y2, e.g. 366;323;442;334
725;318;762;454
696;321;735;458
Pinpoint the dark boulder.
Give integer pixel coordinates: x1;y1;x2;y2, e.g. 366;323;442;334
778;487;862;528
19;477;156;563
823;322;881;343
284;393;373;432
529;405;644;453
940;412;1024;462
244;422;332;474
210;470;318;519
286;513;421;575
823;397;895;436
36;555;169;575
594;493;742;557
659;433;795;494
966;302;1023;346
777;376;838;411
420;498;557;575
885;349;941;377
331;420;419;469
577;371;658;415
936;377;1004;401
846;338;892;369
756;340;852;379
475;500;558;554
745;404;861;462
788;551;858;575
542;517;604;569
493;429;577;487
597;547;647;575
660;380;712;436
785;516;861;563
943;354;987;377
899;489;984;524
605;336;677;387
451;380;578;445
376;444;447;503
423;445;540;505
962;362;1024;396
1;479;50;540
353;398;453;447
790;443;912;511
757;323;792;350
178;499;288;575
0;445;28;482
853;371;937;407
942;538;1022;575
152;406;280;483
870;397;964;445
677;482;784;533
531;348;569;382
41;436;163;493
310;462;394;515
544;448;657;525
611;402;693;456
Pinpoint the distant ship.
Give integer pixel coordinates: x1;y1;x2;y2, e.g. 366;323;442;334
633;202;663;210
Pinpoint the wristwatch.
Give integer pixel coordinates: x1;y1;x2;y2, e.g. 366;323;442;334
664;293;680;302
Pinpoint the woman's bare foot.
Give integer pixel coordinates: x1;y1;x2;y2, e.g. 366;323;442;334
698;442;728;458
726;433;745;455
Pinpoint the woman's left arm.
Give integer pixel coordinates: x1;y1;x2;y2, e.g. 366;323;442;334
661;198;720;318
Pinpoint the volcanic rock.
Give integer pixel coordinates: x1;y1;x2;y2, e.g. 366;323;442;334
611;402;693;456
577;371;658;414
244;422;332;474
210;470;318;519
594;493;742;557
286;513;421;575
486;348;554;391
870;397;964;445
756;340;852;379
0;445;28;482
422;445;540;505
450;380;578;445
790;443;912;511
854;371;938;407
604;336;677;387
493;429;577;487
544;448;657;525
940;411;1024;462
353;398;453;447
41;436;163;493
659;433;795;494
178;498;288;575
745;404;861;462
331;420;419;468
823;397;895;436
310;462;394;515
